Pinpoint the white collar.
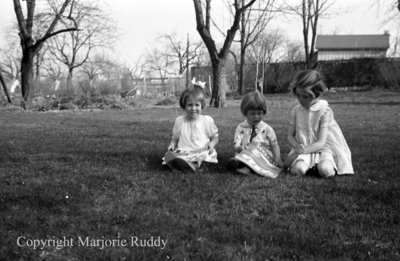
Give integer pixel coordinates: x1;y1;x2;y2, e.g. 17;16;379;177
308;99;328;112
244;120;264;129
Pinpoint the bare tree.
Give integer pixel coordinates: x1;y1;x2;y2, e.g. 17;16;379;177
146;47;176;88
80;56;103;88
127;56;147;80
375;1;400;56
193;44;210;67
13;0;78;105
283;40;305;62
284;0;335;68
123;56;148;93
48;0;115;98
118;57;149;95
249;29;284;89
3;9;49;83
92;55;121;81
81;54;122;96
79;54;125;91
0;68;12;103
42;58;64;81
362;1;399;27
193;0;257;107
387;0;400;12
159;33;204;75
31;12;55;81
237;0;278;94
0;44;21;83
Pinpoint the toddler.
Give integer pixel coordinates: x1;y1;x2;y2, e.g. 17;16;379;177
163;81;219;172
228;91;283;178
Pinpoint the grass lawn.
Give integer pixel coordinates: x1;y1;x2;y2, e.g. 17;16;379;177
1;90;399;261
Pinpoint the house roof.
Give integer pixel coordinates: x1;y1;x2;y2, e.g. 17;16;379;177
316;34;390;50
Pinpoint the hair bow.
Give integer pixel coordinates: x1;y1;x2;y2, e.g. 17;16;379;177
191;78;206;89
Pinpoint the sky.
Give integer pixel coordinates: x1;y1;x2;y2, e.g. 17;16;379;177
0;0;398;66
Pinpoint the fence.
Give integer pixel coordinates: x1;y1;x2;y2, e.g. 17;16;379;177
131;77;186;98
37;76;188;99
191;58;400;94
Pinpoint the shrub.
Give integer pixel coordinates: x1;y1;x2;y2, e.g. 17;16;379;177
73;96;93;109
31;96;59;111
58;101;76;110
96;80;120;96
155;97;176;106
226;91;242;100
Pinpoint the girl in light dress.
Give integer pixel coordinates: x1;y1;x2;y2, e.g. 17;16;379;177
163;81;219;172
285;70;354;177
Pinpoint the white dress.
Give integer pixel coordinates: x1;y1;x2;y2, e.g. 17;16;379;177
289;100;354;175
168;115;218;164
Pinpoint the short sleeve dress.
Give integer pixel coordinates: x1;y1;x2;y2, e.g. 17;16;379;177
233;120;278;160
169;115;219;164
289;100;354;175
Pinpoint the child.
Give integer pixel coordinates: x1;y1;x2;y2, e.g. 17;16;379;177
285;70;354;177
228;91;283;178
163;81;219;172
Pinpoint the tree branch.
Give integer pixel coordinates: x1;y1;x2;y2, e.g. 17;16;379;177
13;0;28;39
34;28;79;51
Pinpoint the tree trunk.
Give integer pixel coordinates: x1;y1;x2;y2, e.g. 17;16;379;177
229;51;239;93
255;61;259;91
0;71;12;103
35;53;41;81
238;2;246;95
67;69;74;98
210;59;227;108
20;48;35;103
192;0;256;107
261;60;265;92
303;29;310;69
239;45;246;95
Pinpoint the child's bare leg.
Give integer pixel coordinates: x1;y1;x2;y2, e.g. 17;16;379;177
317;160;335;177
290;160;308;176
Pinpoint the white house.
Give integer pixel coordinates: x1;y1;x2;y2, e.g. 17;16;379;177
315;33;390;61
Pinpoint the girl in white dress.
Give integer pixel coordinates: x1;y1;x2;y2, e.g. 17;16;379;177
163;81;219;172
285;70;354;177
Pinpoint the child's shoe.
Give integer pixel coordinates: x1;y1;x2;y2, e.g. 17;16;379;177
164;151;196;173
198;162;212;173
227;158;253;175
227;157;240;172
164;151;177;163
173;158;196;172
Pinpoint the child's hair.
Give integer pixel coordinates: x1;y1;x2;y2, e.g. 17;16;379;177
290;70;328;98
240;91;268;115
179;86;206;109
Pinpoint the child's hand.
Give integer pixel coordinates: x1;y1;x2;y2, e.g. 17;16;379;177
167;143;175;151
294;144;305;154
234;145;244;153
207;142;215;154
275;157;284;167
283;152;299;171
